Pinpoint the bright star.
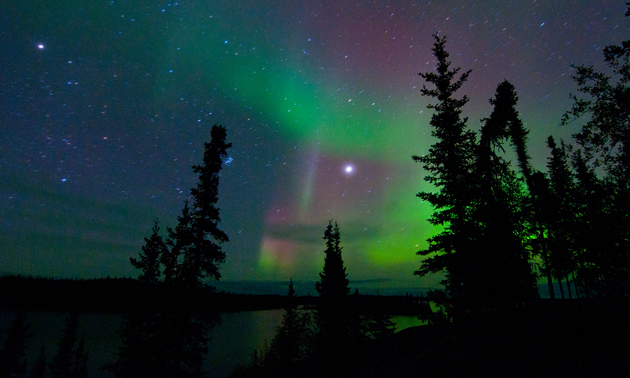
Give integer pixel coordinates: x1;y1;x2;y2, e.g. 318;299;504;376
37;44;44;49
345;165;354;173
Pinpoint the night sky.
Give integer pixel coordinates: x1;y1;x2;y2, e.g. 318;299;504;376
1;1;628;291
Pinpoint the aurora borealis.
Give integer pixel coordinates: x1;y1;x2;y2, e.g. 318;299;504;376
1;1;628;291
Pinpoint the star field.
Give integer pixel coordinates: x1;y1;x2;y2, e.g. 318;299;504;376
0;1;628;290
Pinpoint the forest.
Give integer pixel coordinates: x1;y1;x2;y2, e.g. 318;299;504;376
2;7;629;377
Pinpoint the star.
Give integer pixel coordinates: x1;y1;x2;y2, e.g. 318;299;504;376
37;44;44;49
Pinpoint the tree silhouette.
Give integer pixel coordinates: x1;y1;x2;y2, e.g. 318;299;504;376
562;9;629;297
571;150;622;297
108;124;231;377
413;34;479;319
270;279;302;364
469;80;538;309
315;220;354;356
164;199;195;285
261;279;315;371
316;221;350;300
0;311;31;378
131;218;166;284
180;124;232;287
545;136;580;298
490;81;559;299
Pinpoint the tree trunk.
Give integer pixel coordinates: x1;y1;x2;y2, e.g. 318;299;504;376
565;275;572;299
540;230;555;300
557;276;565;299
572;271;580;298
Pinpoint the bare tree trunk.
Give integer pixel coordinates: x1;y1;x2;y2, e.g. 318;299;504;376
546;271;555;299
565;275;572;299
540;231;555;300
571;271;580;298
557;276;565;299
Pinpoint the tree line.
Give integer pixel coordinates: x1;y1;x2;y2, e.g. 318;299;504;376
414;29;628;321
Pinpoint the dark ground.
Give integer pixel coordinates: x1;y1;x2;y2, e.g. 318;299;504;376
232;298;628;378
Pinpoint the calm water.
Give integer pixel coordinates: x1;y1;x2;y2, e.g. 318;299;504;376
0;310;424;377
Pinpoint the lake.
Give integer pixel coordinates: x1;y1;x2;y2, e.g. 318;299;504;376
0;310;425;377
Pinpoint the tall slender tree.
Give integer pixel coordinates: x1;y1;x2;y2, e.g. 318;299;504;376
413;34;478;319
491;81;558;299
107;124;231;377
470;81;538;308
315;220;352;355
131;219;166;284
179;124;232;287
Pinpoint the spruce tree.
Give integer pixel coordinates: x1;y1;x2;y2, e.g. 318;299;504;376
546;136;579;298
179;124;232;287
131;218;166;284
316;221;350;300
164;199;195;286
571;151;617;297
470;80;538;308
315;221;352;356
154;124;231;375
528;170;557;299
413;34;478;319
267;279;309;367
107;125;231;377
562;7;629;297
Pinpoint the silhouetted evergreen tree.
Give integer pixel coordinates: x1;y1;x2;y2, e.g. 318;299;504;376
269;279;301;364
131;218;166;284
527;170;558;298
561;8;629;297
0;311;31;378
261;279;316;371
158;124;231;374
488;82;558;300
164;199;195;285
470;80;538;308
180;124;232;288
107;124;230;377
545;136;579;298
413;34;479;319
50;313;80;378
315;220;354;356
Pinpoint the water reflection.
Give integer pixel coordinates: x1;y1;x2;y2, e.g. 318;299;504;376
1;310;425;377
